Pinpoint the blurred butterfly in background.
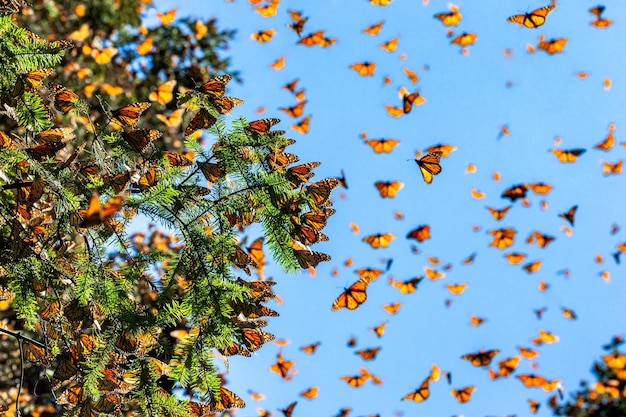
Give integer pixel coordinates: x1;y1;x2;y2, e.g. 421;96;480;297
374;181;404;198
250;29;276;43
550;148;586;163
507;5;555;28
415;152;442;183
364;138;400;153
350;61;376;77
148;80;176;105
461;349;501;367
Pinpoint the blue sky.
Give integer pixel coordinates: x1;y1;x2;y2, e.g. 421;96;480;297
152;1;626;416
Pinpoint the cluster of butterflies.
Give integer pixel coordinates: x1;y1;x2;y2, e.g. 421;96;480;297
194;0;626;416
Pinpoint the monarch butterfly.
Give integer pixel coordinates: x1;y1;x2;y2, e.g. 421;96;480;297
248;117;281;134
332;278;369;311
363;21;384;35
461;349;500;367
293;248;331;268
370;0;392;5
451;32;477;47
415;152;442;184
121;129;161;152
364;138;400;153
497;356;520;377
355;346;382;361
424;266;445;280
451;386;475;403
164;151;194;167
501;183;529;201
299;386;319;400
279;401;297;417
250;29;276;43
0;0;30;13
380;37;399;52
287;17;308;36
285;162;320;186
370;321;388;337
75;191;125;228
602;160;623;176
529;399;540;414
297;31;325;47
385;104;403;118
196;74;232;98
155;8;176;25
148;80;176;105
269;351;296;379
434;9;462;26
156;108;184;128
558;205;577;226
214;96;243;115
402;377;430;402
256;3;277;17
341;373;369;387
595;124;615;151
517;373;549;387
486;205;512;220
383;302;402;314
354;267;383;282
538;37;568;54
291;114;311;134
488;227;516;249
407;224;431;242
282;78;299;92
591;15;612;28
535;329;559;344
269;56;285;70
35;127;74;144
518;346;540;359
306;177;340;209
469;314;486;326
53;353;78;381
241;328;275;352
527;231;555;248
20;68;54;90
389;276;423;294
300;208;335;230
185;109;217;137
423;143;456;158
374;180;404;198
504;252;526;265
402;89;426;113
362;233;395;249
299;341;321;354
507;5;555;28
446;283;467;295
561;306;577;320
111;102;150;128
48;83;79;113
279;100;307;118
349;61;376;77
293;224;328;246
138;166;157;190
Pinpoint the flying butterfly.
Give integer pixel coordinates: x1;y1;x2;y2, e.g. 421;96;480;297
350;61;376;77
507;5;555;28
306;177;340;210
502;183;529;202
558;205;577;226
362;233;395;249
451;386;476;403
407;225;431;242
279;101;307;118
332;278;369;311
461;349;501;367
148;80;176;105
250;29;276;43
364;138;400;153
375;181;404;198
354;268;383;282
538;37;568;54
401;89;426;114
550;148;586;163
487;205;512;221
363;21;384;35
389;276;423;294
402;377;430;402
111;102;150;128
415;152;442;184
291;115;311;134
434;7;462;26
